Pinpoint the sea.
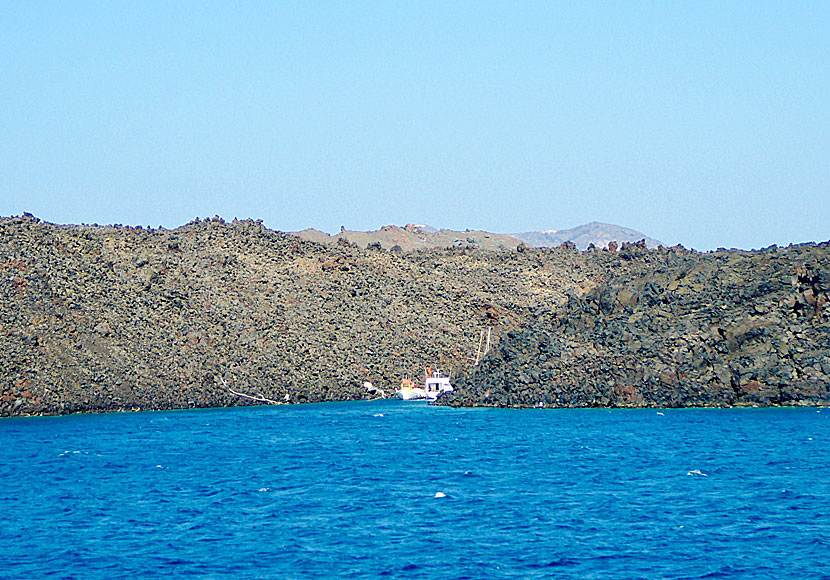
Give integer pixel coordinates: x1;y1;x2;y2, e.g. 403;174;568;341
1;401;828;579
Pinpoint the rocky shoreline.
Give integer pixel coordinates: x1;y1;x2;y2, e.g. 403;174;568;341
2;214;828;416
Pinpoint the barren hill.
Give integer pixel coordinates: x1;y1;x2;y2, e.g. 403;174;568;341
513;222;663;249
1;215;590;416
293;224;522;252
293;222;661;251
2;214;828;417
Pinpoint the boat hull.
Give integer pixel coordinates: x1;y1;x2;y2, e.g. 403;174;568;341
396;388;451;401
397;388;428;401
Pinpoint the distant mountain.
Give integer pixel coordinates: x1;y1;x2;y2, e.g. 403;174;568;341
514;222;663;250
293;224;522;252
292;222;662;251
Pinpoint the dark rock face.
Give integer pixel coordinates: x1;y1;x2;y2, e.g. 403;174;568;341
2;215;828;416
441;242;830;408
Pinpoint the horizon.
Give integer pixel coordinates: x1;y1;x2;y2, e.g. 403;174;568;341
2;3;828;251
10;211;830;252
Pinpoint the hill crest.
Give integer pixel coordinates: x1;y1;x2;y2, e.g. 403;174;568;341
292;222;661;251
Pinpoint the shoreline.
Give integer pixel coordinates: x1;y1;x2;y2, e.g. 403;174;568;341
3;395;829;419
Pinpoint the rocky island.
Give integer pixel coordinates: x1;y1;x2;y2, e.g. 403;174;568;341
1;214;828;416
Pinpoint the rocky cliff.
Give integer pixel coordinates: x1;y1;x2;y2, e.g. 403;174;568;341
440;241;830;408
2;215;828;416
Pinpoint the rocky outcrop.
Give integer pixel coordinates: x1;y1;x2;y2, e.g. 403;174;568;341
441;241;830;408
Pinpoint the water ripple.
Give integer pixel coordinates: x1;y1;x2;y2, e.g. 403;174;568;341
1;403;828;578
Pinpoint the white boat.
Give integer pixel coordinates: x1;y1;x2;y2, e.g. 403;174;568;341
396;369;453;401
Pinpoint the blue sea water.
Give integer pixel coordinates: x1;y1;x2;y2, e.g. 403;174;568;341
1;402;828;579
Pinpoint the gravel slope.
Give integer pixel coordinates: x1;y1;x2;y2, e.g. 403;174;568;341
3;215;828;416
1;215;588;416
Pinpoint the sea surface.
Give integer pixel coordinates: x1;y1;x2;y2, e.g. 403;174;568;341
1;402;828;579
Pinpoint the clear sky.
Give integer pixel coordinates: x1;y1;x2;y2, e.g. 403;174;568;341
1;2;827;250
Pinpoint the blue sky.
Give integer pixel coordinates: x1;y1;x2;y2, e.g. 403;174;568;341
1;2;827;250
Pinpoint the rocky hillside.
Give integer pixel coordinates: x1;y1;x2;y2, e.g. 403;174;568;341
514;222;663;249
3;215;828;417
441;241;830;408
1;214;594;416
